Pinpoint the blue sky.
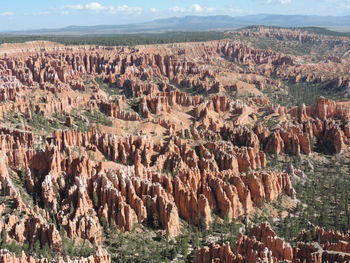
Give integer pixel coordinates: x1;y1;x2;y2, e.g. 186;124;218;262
0;0;349;30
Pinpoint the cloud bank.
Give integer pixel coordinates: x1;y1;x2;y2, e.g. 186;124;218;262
61;2;142;14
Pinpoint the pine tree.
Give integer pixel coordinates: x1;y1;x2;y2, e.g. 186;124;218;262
0;228;8;245
92;191;99;207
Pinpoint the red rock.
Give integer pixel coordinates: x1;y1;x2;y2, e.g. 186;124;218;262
0;37;348;262
0;247;111;263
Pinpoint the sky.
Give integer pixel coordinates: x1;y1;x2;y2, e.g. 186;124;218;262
0;0;349;31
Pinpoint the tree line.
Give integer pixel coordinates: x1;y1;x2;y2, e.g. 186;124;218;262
0;32;226;46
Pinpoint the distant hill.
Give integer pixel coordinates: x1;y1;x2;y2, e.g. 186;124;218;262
5;14;350;35
240;25;350;38
302;27;350;37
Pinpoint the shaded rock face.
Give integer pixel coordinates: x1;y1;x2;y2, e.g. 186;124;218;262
248;97;350;156
193;223;350;263
286;96;350;154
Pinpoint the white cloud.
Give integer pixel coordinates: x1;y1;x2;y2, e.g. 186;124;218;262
170;4;243;14
279;0;292;4
150;8;159;13
109;5;142;14
0;12;14;16
63;2;105;11
61;2;142;14
85;2;105;10
62;2;106;11
170;4;217;13
191;4;214;13
266;0;292;4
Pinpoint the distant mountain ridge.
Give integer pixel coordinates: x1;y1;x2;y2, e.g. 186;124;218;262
5;14;350;35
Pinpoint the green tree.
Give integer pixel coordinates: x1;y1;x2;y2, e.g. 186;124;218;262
0;228;8;246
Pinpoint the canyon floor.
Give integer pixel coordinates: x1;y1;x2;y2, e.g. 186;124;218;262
0;26;350;263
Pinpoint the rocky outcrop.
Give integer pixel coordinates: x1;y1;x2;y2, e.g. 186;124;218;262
299;227;350;254
93;170;180;237
232;26;350;47
289;97;350;121
193;243;238;263
221;42;293;67
0;247;111;263
0;124;295;243
194;223;350;263
99;96;141;121
0;150;62;253
194;223;293;263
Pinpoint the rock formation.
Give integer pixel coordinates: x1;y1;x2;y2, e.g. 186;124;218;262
0;30;349;261
0;247;111;263
194;223;350;263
